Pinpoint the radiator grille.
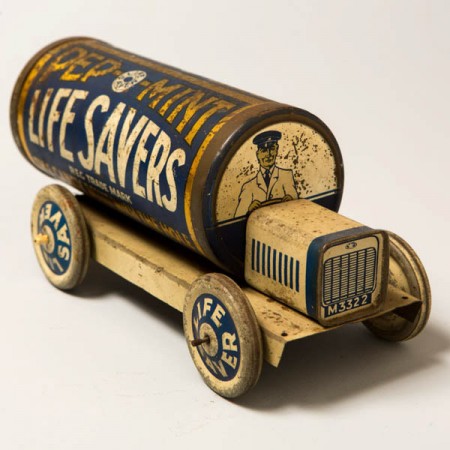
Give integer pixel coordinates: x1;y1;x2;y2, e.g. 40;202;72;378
323;247;376;304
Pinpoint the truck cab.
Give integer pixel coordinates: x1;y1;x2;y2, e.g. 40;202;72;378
246;199;389;327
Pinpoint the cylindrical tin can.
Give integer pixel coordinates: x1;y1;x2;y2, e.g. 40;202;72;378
11;37;344;274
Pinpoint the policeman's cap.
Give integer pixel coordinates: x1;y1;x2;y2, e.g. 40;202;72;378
253;130;281;149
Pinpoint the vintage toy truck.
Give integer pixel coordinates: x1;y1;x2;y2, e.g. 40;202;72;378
11;38;431;398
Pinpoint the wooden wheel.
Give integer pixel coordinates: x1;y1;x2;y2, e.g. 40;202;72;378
364;231;431;341
183;273;263;398
31;185;90;290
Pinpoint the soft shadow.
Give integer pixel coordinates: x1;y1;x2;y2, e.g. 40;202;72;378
68;260;183;332
237;321;449;410
68;261;448;409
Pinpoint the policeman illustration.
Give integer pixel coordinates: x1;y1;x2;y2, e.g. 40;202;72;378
235;130;298;217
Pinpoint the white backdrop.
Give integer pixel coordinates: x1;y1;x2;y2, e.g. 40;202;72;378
1;1;449;449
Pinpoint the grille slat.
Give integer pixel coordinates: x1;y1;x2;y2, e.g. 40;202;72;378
323;247;377;304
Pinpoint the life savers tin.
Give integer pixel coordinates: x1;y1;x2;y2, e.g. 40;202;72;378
11;37;344;274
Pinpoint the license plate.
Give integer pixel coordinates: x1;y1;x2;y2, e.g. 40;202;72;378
323;293;372;317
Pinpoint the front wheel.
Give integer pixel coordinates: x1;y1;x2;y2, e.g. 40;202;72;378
183;273;263;398
364;231;431;341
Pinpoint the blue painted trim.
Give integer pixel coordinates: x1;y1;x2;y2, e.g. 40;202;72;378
261;243;266;276
278;252;282;283
256;240;261;273
250;239;301;293
272;249;277;281
251;238;255;271
305;226;372;318
289;257;294;289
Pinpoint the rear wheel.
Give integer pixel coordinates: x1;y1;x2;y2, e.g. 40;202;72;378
183;273;263;398
364;231;431;341
31;185;90;290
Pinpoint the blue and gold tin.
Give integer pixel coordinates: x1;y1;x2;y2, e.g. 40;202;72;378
11;37;344;274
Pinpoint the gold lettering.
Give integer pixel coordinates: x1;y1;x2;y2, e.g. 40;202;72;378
81;58;122;82
185;99;235;144
133;121;160;198
47;88;72;152
168;92;218;133
222;332;238;352
80;94;110;170
163;149;185;212
39;47;88;81
146;130;171;205
117;108;149;188
28;90;41;145
94;102;126;183
60;89;89;162
56;224;70;245
61;52;104;81
211;304;225;328
158;88;193;116
136;79;183;109
221;351;237;370
38;89;54;147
